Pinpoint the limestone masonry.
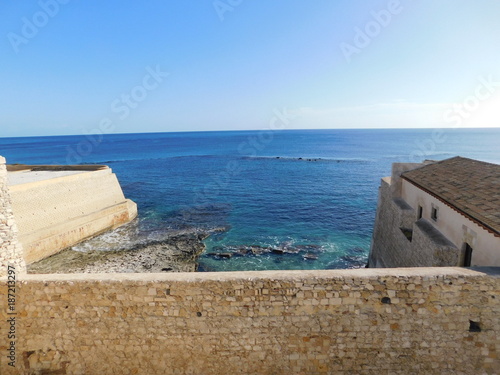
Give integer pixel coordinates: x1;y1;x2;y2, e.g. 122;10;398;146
2;158;137;266
0;268;498;374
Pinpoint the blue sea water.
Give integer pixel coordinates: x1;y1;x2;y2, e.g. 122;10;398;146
1;128;499;271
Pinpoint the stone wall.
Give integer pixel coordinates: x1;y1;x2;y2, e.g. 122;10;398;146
0;156;25;277
8;167;137;264
369;178;416;267
0;268;498;374
369;177;459;268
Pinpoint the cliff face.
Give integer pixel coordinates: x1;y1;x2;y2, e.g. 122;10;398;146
1;156;137;266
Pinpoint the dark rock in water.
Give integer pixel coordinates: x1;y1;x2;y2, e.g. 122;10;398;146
278;244;298;253
303;253;318;260
250;246;266;255
272;249;285;255
295;244;322;252
236;248;252;256
207;252;233;259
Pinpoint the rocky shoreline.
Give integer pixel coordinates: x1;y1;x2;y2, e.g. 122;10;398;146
27;225;368;273
27;231;211;274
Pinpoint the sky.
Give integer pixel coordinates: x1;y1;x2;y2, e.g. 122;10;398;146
1;0;500;137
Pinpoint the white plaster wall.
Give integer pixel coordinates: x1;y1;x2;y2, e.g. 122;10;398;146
401;180;500;266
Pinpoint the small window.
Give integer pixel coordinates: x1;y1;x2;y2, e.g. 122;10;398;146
431;207;438;221
417;205;423;219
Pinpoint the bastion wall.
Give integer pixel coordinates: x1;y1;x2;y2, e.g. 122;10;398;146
369;177;459;268
0;268;498;374
7;165;137;264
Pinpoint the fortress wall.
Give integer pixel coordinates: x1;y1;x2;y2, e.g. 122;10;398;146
369;178;415;267
8;167;137;264
0;268;498;374
0;157;25;277
369;177;461;268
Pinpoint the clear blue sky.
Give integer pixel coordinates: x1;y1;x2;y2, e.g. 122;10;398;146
1;0;500;137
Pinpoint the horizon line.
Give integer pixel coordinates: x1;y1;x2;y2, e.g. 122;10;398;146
1;126;499;139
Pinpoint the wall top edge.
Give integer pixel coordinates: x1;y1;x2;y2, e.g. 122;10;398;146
8;167;113;191
4;267;499;283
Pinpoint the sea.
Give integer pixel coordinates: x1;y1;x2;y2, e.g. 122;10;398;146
1;128;499;272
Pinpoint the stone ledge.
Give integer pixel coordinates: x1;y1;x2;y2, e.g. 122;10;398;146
5;266;497;283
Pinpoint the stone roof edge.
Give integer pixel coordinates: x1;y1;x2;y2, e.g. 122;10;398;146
400;156;462;176
402;156;500;177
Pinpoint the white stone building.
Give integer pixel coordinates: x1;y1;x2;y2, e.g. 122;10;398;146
369;156;500;268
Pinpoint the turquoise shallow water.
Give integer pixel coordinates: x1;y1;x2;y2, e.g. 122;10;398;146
1;128;499;271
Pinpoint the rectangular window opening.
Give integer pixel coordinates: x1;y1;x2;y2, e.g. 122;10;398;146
431;207;438;221
417;205;423;219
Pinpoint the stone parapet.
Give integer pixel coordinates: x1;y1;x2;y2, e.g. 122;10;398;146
0;267;498;374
